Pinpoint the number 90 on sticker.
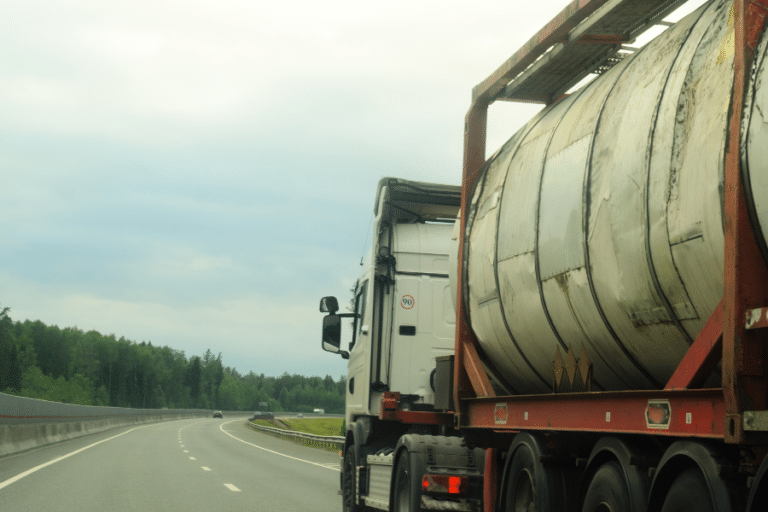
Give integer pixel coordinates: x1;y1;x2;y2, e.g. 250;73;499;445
400;295;415;309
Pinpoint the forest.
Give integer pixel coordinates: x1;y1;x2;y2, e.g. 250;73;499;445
0;305;345;413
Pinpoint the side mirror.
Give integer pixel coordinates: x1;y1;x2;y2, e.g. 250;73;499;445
322;314;341;349
319;296;339;314
321;314;349;359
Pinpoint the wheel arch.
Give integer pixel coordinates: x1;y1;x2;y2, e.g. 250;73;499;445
647;441;736;512
389;444;414;511
498;432;578;512
344;418;371;463
580;436;651;512
389;435;430;512
747;451;768;512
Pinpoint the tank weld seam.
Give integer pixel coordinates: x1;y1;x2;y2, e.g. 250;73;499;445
642;0;713;348
487;114;552;391
583;31;665;390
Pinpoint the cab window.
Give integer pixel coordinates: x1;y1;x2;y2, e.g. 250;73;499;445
351;280;368;349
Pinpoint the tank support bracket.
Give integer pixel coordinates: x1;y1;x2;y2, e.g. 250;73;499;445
665;300;723;391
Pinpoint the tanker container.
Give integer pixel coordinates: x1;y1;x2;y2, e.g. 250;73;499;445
458;0;768;394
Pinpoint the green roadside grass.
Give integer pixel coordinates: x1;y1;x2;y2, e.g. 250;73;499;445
248;417;344;452
282;418;344;437
250;417;343;436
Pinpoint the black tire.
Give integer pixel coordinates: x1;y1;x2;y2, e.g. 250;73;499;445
747;450;768;512
581;461;631;512
660;469;714;512
393;450;421;512
503;433;569;512
506;458;535;512
343;445;360;512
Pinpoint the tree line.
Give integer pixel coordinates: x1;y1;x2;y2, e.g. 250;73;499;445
0;304;345;413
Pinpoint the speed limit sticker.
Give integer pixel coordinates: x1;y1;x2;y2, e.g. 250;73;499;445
400;295;415;309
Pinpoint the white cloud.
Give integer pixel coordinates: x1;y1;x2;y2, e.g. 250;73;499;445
0;0;709;378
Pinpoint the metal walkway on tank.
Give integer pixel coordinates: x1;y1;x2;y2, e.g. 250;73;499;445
474;0;690;105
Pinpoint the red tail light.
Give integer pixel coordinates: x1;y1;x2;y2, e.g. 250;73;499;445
421;474;466;495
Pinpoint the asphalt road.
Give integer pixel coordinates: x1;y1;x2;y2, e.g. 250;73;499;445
0;417;342;511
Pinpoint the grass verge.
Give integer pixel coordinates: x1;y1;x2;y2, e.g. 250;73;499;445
247;417;344;452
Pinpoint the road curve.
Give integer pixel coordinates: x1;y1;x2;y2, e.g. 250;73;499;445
0;417;341;512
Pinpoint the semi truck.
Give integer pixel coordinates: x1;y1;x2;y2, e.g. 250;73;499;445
320;1;768;510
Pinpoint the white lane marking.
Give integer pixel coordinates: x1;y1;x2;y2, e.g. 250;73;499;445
189;456;196;460
0;425;149;491
224;483;241;492
180;445;185;447
184;450;189;453
218;420;340;472
202;467;211;471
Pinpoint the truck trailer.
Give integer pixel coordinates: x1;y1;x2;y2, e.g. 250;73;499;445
320;1;768;510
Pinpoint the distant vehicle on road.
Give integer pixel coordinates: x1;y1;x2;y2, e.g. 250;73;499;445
213;411;223;418
297;413;303;418
312;408;324;414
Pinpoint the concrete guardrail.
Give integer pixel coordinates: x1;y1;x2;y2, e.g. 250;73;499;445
0;392;247;457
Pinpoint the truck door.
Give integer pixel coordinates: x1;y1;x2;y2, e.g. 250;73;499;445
346;279;372;417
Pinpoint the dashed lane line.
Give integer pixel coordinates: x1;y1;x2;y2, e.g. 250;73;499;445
224;484;241;492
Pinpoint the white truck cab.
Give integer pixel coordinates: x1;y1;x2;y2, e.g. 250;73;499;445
320;177;461;427
320;180;485;512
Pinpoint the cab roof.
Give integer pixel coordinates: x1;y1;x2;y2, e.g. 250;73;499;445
374;177;461;224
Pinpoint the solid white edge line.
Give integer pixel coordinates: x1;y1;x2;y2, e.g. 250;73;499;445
0;425;149;491
218;419;340;472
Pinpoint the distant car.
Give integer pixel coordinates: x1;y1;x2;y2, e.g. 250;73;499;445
298;413;303;418
213;411;223;418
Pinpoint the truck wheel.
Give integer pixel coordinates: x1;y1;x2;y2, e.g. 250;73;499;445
660;469;714;512
503;433;567;512
581;461;630;512
343;446;361;512
393;450;422;512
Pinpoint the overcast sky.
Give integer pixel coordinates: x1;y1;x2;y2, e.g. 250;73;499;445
0;0;705;379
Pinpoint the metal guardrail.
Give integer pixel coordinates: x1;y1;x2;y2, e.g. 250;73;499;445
246;420;344;451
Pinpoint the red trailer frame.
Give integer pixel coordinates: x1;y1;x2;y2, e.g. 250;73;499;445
455;0;768;454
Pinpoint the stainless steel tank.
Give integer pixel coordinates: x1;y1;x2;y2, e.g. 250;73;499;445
464;0;753;394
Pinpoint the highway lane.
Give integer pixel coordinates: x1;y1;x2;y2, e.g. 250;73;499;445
0;417;342;511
